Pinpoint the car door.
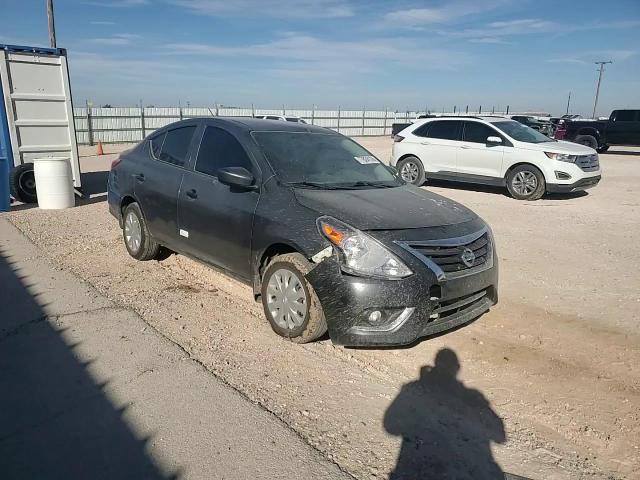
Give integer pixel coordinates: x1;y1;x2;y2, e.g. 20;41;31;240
177;124;260;280
411;120;462;174
607;110;637;145
133;123;198;245
456;121;506;179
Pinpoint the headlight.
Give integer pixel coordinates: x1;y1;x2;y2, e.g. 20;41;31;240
545;152;577;162
317;216;412;279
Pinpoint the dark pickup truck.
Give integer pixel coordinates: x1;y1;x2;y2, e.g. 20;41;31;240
555;109;640;153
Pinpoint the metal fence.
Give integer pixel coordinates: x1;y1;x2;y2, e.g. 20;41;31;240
73;106;426;145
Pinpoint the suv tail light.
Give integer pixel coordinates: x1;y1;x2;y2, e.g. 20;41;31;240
393;134;405;143
111;156;122;169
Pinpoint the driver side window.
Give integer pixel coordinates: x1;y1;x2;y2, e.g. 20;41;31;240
195;126;253;177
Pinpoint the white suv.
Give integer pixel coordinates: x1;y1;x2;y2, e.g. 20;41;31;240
391;116;601;200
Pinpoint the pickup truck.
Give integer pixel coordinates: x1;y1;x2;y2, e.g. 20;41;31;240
555;109;640;153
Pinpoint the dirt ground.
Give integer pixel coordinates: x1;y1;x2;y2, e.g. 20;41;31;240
5;138;640;479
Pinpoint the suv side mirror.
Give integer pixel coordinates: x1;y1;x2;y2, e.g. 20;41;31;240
486;136;502;146
217;167;256;189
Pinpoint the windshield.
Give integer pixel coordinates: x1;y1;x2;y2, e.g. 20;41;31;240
252;132;401;188
492;120;554;143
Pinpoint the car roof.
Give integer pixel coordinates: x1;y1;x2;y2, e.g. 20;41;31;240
413;115;511;125
155;117;334;134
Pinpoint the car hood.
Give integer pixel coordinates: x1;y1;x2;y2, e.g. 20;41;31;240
293;184;477;230
518;140;596;155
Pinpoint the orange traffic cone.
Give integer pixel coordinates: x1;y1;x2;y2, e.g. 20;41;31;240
96;141;104;156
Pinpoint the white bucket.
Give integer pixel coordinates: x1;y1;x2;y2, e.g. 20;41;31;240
33;157;75;210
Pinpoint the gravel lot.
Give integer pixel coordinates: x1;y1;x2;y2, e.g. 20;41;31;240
5;138;640;479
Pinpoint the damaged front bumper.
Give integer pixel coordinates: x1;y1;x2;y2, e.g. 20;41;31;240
305;227;498;347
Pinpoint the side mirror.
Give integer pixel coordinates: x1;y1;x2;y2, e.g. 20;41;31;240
486;136;502;146
217;167;256;189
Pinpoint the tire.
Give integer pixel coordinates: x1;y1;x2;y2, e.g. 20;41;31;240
506;165;546;201
574;135;598;150
596;145;609;153
261;253;327;343
122;203;160;261
10;163;38;204
397;156;426;186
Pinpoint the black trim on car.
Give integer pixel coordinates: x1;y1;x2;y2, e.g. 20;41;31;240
546;175;601;193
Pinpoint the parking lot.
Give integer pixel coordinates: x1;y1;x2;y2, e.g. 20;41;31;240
5;138;640;479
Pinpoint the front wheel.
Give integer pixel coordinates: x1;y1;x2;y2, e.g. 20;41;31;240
261;253;327;343
506;165;546;201
397;156;426;186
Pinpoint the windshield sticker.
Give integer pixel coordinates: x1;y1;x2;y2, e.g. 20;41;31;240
354;155;379;165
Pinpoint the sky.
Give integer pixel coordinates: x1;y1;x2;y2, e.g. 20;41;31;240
1;0;639;116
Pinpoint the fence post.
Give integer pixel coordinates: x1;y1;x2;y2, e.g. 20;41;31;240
361;108;365;136
466;105;469;114
311;104;315;125
140;105;146;140
215;104;219;116
282;104;285;115
506;105;510;114
86;101;94;147
383;107;388;136
251;103;255;118
179;106;183;121
337;106;341;133
479;105;482;114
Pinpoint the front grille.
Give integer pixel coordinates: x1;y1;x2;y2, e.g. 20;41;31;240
433;289;489;322
576;154;599;172
409;232;489;274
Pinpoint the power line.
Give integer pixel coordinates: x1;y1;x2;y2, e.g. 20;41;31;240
592;61;612;119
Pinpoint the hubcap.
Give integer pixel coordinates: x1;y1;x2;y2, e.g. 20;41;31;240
124;211;142;253
266;268;308;330
512;171;538;196
19;171;37;196
400;161;419;183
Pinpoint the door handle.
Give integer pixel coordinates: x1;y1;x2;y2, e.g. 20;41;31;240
460;145;471;149
134;173;145;182
420;141;431;145
186;189;198;200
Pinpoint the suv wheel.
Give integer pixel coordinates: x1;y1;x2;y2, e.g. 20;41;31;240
574;135;598;150
596;145;609;153
397;156;426;186
122;203;160;260
506;165;546;201
261;253;327;343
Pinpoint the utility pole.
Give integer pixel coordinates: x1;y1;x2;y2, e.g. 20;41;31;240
592;61;612;119
566;91;571;115
46;0;56;48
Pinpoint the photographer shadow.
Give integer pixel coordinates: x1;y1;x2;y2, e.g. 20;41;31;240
384;348;507;480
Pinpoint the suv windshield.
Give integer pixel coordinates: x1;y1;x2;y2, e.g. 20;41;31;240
493;120;553;143
253;132;401;188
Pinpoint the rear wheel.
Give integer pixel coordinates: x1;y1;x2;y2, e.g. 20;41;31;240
397;156;426;186
10;163;38;204
574;135;598;150
506;165;546;201
122;203;160;260
261;253;327;343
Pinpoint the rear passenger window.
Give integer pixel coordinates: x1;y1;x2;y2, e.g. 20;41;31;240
195;126;253;177
463;122;498;144
613;110;636;122
412;123;431;137
158;126;196;167
425;121;461;141
150;133;165;160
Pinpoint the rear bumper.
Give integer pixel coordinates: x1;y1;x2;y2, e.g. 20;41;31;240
547;175;601;193
306;254;498;347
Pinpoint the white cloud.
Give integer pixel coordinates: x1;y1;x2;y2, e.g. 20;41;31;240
84;0;149;7
165;33;467;75
382;0;507;27
88;33;141;46
169;0;354;19
90;21;117;25
469;37;510;44
548;50;637;65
